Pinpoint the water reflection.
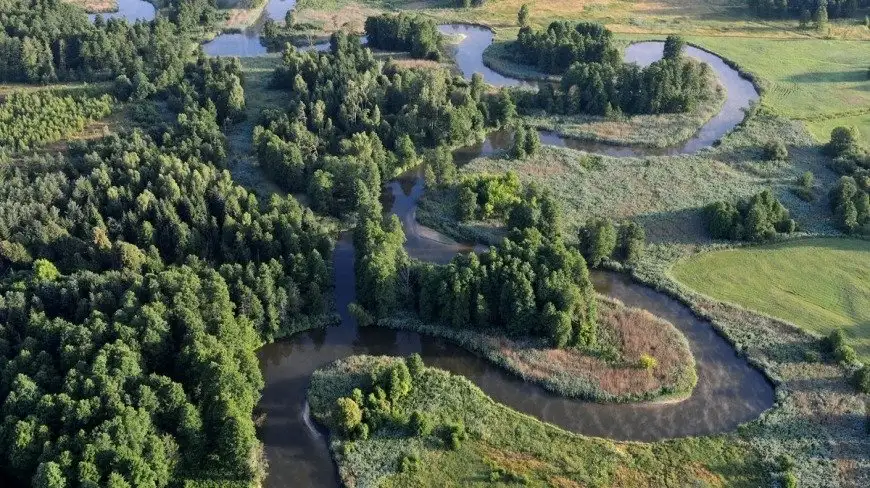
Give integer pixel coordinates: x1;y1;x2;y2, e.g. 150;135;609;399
87;0;155;22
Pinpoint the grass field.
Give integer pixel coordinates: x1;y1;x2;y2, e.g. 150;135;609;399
310;355;769;488
683;36;870;143
670;237;870;360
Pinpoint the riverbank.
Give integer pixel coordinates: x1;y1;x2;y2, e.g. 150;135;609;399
378;295;697;403
308;354;770;488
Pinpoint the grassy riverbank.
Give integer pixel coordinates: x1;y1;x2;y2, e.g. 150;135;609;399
628;243;870;487
379;295;696;403
309;355;770;488
671;237;870;361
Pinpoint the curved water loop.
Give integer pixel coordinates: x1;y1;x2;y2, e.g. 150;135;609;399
438;24;759;157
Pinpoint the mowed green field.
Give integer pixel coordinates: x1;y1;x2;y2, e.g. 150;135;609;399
671;238;870;359
685;37;870;145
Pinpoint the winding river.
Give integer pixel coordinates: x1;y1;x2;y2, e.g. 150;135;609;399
89;5;772;486
256;22;770;488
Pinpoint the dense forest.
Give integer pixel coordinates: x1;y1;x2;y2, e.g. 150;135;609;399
515;21;620;74
413;227;598;348
364;13;443;61
0;0;197;84
511;31;715;116
256;34;514;216
0;16;334;486
0;91;113;151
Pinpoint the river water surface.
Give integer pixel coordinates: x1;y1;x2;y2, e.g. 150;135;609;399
86;6;773;486
88;0;155;22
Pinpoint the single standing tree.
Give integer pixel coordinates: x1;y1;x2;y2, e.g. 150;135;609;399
518;4;530;27
663;34;685;60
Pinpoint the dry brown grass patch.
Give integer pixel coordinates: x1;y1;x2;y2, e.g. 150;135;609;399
296;3;381;34
498;298;695;399
64;0;117;12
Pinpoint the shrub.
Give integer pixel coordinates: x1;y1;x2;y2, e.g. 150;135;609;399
406;353;425;378
336;397;363;436
442;421;468;450
794;171;815;201
853;366;870;394
579;218;617;267
409;410;434;437
663;34;686;60
836;344;859;365
398;451;421;473
826;126;860;157
619;221;646;263
782;470;798;488
705;189;793;241
348;302;375;327
763;139;789;160
639;354;658;371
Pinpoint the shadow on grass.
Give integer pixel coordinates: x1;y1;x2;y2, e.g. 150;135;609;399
786;69;869;84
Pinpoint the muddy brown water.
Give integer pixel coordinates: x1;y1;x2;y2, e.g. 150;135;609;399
87;10;772;487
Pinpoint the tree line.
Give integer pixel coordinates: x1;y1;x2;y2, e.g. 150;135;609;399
824;126;870;234
0;48;334;488
705;189;796;241
514;21;620;74
257;33;514;217
364;13;443;61
747;0;865;20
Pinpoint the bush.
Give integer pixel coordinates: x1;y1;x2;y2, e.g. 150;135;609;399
763;139;789;160
853;366;870;394
442;421;468;450
639;354;658;371
619;221;646;263
579;218;617;267
663;34;686;60
782;470;798;488
399;451;421;472
826;329;859;365
409;410;434;437
826;126;860;157
794;171;815;201
705;189;793;241
336;397;363;436
406;353;425;377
